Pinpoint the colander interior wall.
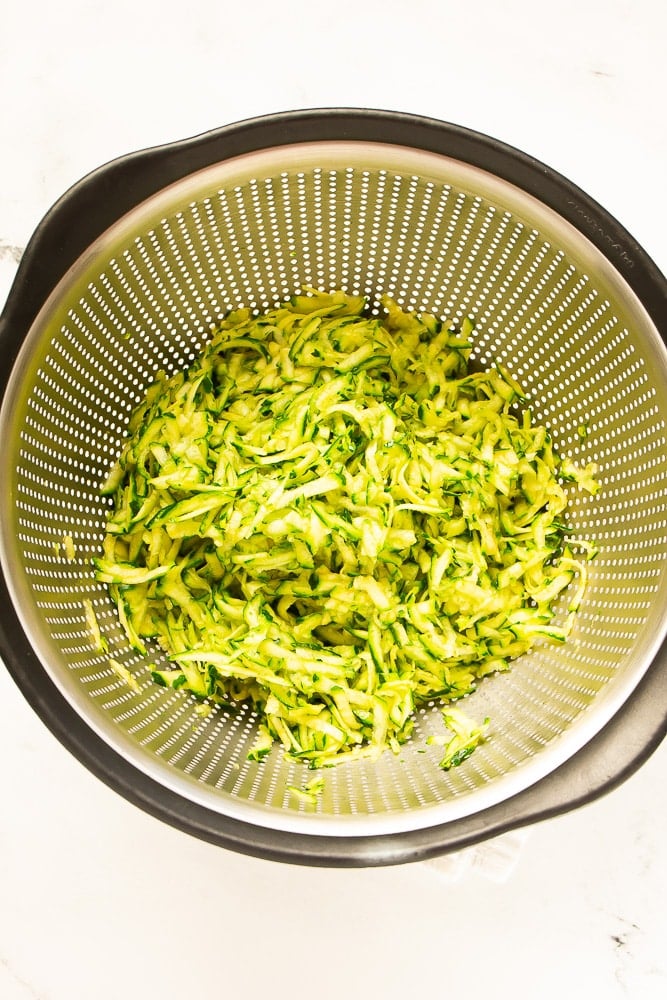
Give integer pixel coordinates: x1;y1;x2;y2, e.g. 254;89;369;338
2;135;667;838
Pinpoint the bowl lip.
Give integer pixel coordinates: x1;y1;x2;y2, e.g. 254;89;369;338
2;107;666;354
1;107;666;863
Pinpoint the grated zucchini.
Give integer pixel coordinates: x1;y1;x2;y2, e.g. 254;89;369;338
95;288;598;769
84;599;108;653
108;656;142;693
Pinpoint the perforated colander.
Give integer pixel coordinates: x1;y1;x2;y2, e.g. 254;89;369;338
1;110;666;866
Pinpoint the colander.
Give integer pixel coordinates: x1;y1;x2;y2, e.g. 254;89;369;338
1;109;666;867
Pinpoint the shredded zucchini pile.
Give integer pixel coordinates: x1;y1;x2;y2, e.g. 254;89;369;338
95;289;597;768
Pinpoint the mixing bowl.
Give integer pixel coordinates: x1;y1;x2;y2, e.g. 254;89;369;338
1;109;666;866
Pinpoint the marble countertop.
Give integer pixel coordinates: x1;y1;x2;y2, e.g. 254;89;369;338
1;2;666;998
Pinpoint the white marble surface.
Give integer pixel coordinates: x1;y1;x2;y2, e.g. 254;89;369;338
1;1;666;998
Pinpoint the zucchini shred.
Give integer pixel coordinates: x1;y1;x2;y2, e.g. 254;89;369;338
94;288;598;771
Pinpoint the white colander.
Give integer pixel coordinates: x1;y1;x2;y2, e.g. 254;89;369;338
1;110;666;866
